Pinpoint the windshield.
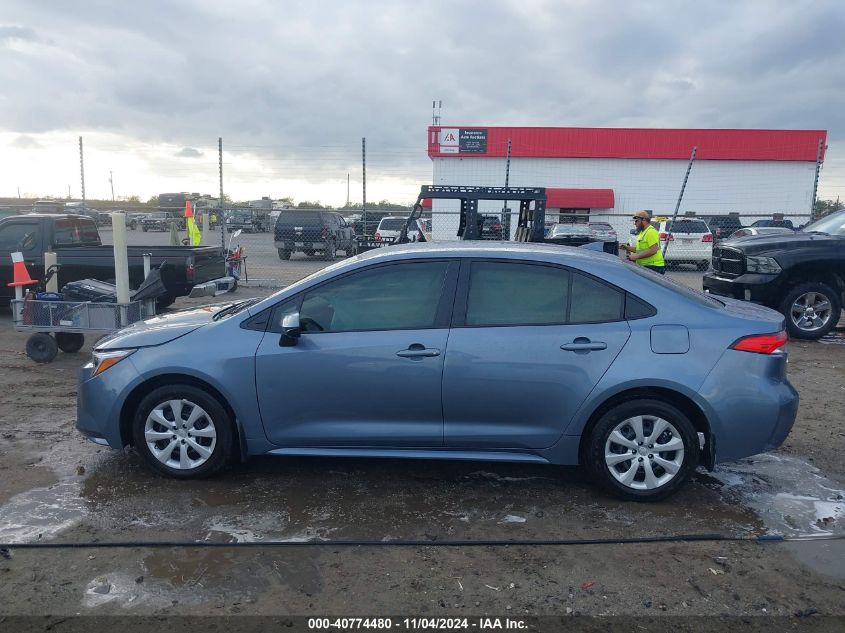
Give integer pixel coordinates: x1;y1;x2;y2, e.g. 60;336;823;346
277;211;322;225
801;210;845;236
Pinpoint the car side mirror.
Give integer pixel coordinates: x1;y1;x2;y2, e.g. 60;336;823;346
280;312;301;346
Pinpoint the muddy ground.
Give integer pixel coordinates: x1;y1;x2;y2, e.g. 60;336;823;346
0;269;843;627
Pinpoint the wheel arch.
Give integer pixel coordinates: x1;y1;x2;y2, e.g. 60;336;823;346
577;386;715;470
780;264;845;299
119;373;247;461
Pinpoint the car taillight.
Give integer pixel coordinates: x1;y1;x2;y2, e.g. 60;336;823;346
375;232;381;241
186;262;195;282
659;232;674;241
702;234;714;242
731;330;788;354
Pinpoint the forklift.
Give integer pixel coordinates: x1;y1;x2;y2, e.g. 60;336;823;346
397;185;548;244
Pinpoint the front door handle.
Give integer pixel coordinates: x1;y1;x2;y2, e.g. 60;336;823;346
396;344;441;359
560;338;607;352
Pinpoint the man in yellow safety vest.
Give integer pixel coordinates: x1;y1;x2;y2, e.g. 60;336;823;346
621;210;666;274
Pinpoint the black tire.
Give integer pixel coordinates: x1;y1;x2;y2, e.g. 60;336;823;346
155;295;176;309
142;225;148;232
132;384;234;479
55;332;85;353
278;248;291;260
303;249;315;257
324;240;337;261
779;282;841;340
585;399;699;501
228;279;238;293
129;221;137;230
696;261;709;271
26;333;58;363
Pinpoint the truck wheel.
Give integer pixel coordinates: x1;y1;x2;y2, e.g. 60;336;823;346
324;240;337;261
278;248;291;260
780;282;841;340
56;332;85;353
26;333;58;363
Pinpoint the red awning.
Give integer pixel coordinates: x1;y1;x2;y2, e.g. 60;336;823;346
545;188;614;209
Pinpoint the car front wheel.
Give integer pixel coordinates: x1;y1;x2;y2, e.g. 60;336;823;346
585;399;699;501
132;384;234;478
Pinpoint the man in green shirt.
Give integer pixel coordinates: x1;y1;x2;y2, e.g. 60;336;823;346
621;210;666;274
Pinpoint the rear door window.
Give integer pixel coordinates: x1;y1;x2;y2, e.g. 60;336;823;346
666;220;709;233
569;272;624;323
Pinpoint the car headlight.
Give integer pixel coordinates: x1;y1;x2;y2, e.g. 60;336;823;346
745;256;782;274
91;349;135;376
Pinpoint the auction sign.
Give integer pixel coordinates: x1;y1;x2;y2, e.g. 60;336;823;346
438;128;488;154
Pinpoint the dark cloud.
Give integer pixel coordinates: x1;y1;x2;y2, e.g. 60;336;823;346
175;147;203;158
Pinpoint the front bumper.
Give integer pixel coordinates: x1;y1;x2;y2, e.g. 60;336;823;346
76;357;142;449
702;272;782;306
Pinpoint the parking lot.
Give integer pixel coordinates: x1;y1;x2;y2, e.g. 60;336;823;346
1;254;844;621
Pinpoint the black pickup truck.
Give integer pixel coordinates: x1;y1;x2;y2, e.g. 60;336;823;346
0;214;226;307
703;210;845;339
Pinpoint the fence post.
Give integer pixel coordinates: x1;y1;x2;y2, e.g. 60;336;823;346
663;146;697;258
811;138;824;221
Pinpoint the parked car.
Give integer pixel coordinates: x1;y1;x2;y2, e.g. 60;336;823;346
77;242;797;501
480;215;505;240
701;215;744;242
629;219;713;270
703;209;845;339
126;213;149;230
729;227;794;239
588;222;618;242
274;210;356;260
375;216;423;243
0;214;229;307
751;218;795;229
545;223;596;247
142;212;185;232
226;210;271;233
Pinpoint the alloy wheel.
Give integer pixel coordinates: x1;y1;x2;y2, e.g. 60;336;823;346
790;291;832;333
604;415;685;491
143;399;217;470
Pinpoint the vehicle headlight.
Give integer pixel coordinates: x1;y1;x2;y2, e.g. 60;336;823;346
745;256;782;274
91;349;135;376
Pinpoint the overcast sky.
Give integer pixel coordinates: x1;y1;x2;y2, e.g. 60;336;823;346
1;0;844;205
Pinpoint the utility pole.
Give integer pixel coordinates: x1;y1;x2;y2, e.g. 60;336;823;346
79;136;86;207
68;185;71;199
502;137;512;238
362;137;367;234
810;138;824;221
109;171;115;201
663;146;697;257
219;137;226;259
346;173;350;208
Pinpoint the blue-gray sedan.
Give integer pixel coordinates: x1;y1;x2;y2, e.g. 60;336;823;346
77;243;798;500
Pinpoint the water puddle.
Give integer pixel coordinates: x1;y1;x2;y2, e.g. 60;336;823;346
0;481;88;543
709;454;844;537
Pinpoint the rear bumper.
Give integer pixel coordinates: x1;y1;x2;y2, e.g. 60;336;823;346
702;272;782;307
697;349;798;463
275;240;328;250
188;276;237;298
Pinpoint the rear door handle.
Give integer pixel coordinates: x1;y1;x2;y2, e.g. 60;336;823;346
396;346;441;358
560;338;607;352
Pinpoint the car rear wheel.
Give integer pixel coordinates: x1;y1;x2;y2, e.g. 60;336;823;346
132;385;234;479
780;282;840;340
55;332;85;353
278;248;291;260
585;399;698;501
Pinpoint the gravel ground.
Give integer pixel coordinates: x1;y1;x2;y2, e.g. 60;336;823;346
0;262;843;624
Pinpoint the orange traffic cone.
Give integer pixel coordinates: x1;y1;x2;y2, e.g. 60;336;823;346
8;252;37;288
184;200;193;218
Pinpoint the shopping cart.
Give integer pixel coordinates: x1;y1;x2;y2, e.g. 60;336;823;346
11;296;156;363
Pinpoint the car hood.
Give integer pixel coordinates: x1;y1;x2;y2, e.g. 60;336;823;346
719;232;836;255
94;303;232;350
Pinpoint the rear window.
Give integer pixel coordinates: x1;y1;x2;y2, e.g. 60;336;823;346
53;218;99;245
665;220;709;233
378;218;406;231
277;211;324;225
